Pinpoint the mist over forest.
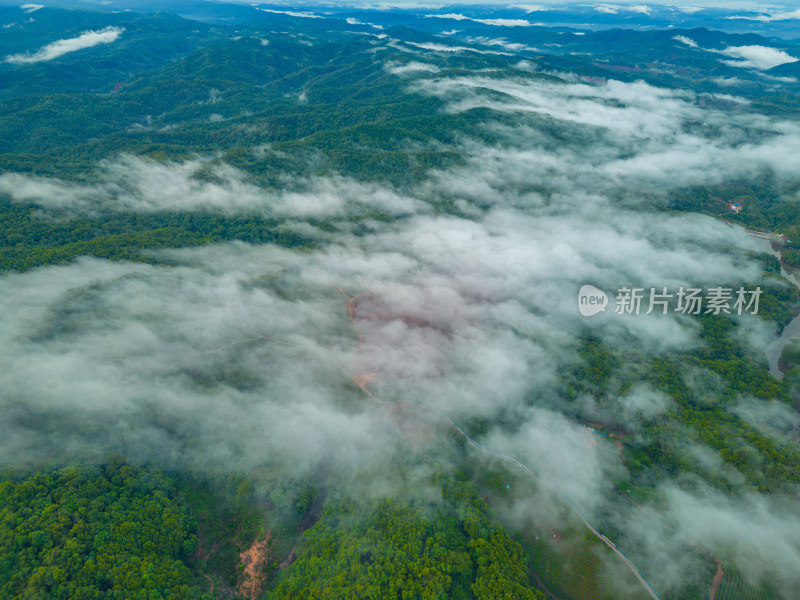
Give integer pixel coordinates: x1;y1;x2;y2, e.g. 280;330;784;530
1;2;800;599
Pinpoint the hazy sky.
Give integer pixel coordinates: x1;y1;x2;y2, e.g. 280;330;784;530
270;1;800;11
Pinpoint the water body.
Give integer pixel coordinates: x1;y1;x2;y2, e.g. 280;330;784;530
768;314;800;380
756;238;800;379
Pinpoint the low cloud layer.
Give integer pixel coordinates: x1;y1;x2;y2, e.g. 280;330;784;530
0;156;424;218
673;34;698;47
384;60;440;75
2;67;799;596
403;40;510;55
257;8;322;19
720;45;799;70
594;4;652;15
424;13;534;27
730;9;800;22
670;36;797;71
5;26;124;64
408;71;800;193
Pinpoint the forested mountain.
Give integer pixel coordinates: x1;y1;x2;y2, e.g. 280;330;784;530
1;2;799;599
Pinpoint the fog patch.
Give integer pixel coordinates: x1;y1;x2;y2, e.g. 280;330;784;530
730;397;800;442
0;156;425;218
719;45;799;70
385;60;440;75
5;26;124;64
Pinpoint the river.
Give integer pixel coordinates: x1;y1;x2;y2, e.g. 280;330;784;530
756;239;800;380
767;313;800;379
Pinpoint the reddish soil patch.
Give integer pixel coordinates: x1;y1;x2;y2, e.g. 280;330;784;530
335;285;457;396
350;367;381;397
237;535;273;600
710;558;724;600
615;440;628;467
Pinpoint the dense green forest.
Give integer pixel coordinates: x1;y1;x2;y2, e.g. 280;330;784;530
2;4;800;600
274;478;544;600
0;463;548;600
0;197;313;271
669;177;800;267
568;311;800;496
0;462;203;600
2;8;799;274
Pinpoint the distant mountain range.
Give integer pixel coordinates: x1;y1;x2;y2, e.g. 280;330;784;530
4;1;799;36
2;2;800;101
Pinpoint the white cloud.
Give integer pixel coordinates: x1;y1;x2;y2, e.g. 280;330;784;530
258;8;322;18
630;487;800;594
385;60;441;75
711;75;746;86
0;156;425;218
594;4;652;15
594;4;619;13
730;397;800;442
468;36;535;52
677;6;704;13
511;4;551;12
2;61;799;595
710;92;750;104
4;26;124;64
729;9;800;22
669;36;798;71
759;73;798;83
405;41;510;55
424;13;533;26
719;45;799;70
476;18;533;26
20;3;43;13
673;35;698;48
619;384;672;421
626;4;652;14
425;13;471;21
345;16;383;28
410;72;800;200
